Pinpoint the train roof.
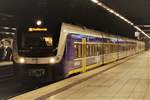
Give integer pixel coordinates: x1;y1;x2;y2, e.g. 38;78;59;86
62;22;143;43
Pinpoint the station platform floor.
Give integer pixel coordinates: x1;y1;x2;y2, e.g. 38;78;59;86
10;51;150;100
0;61;13;67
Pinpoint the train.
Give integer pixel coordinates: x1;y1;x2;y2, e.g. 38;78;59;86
12;19;145;83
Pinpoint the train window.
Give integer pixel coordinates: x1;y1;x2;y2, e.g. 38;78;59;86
111;45;114;53
108;44;111;54
74;44;78;59
92;45;94;56
87;44;101;56
94;45;97;56
91;45;94;56
111;45;116;53
110;45;113;53
78;44;82;58
92;45;95;56
86;44;90;57
95;45;98;56
74;44;82;59
89;45;92;56
97;45;100;55
104;44;110;54
103;45;106;54
90;45;93;56
43;37;53;46
100;45;104;55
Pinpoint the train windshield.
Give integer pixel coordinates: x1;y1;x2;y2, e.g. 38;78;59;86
23;32;53;49
17;32;54;57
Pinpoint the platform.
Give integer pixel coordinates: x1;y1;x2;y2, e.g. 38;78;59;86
10;51;150;100
0;61;13;67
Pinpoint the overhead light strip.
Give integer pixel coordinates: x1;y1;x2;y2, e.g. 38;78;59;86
91;0;150;39
137;25;150;28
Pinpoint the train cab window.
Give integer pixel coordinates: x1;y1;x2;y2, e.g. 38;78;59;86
43;37;53;46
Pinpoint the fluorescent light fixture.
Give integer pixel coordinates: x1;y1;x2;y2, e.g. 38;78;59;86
3;27;9;30
98;2;102;6
109;10;114;13
91;0;99;4
143;25;150;27
90;0;150;39
5;32;10;34
11;33;15;35
137;25;150;28
11;28;16;30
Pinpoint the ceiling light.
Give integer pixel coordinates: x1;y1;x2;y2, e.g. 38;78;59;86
90;0;150;39
91;0;99;4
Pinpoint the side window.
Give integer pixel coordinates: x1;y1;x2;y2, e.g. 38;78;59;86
86;44;89;57
78;44;81;58
74;44;78;59
74;43;82;59
92;45;94;56
97;45;100;55
95;45;98;56
89;44;92;56
94;45;97;56
100;44;104;55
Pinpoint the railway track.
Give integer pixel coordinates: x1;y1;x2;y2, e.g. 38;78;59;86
0;63;52;100
0;64;14;82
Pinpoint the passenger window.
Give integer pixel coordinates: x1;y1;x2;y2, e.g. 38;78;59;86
86;44;89;57
74;44;78;59
92;45;94;56
74;44;82;59
95;45;98;56
89;45;92;56
78;44;81;58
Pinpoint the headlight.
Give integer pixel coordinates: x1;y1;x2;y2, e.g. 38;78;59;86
49;57;55;64
19;58;25;63
36;20;42;26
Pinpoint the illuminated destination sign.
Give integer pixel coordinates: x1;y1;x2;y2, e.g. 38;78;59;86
28;28;48;32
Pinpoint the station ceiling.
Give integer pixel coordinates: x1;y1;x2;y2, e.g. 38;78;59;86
103;0;150;24
0;0;149;38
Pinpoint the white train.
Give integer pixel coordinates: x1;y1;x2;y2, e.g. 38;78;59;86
12;20;145;83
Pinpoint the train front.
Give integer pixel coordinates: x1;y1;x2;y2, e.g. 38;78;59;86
13;19;64;83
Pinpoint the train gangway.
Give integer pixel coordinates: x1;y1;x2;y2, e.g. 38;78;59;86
10;51;150;100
